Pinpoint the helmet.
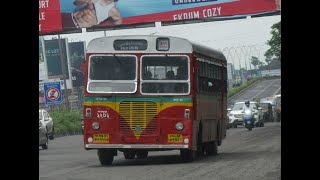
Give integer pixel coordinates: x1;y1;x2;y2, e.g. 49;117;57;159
245;101;250;106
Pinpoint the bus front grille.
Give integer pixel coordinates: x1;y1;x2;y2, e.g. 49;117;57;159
119;101;158;137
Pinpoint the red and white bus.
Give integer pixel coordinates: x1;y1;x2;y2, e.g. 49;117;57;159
82;35;228;165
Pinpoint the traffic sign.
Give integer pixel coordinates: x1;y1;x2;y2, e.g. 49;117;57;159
44;81;62;104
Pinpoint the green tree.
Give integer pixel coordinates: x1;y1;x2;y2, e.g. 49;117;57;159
265;51;272;65
263;50;281;70
251;56;260;70
268;58;281;69
265;21;281;62
258;61;265;68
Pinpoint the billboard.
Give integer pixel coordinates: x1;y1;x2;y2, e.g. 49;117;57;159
68;41;86;87
40;0;280;34
39;0;63;34
44;39;73;89
68;42;85;71
45;39;70;79
39;37;48;80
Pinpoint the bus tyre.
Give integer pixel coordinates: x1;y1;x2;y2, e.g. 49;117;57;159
136;151;148;159
123;151;135;159
206;141;218;156
180;149;196;162
97;149;114;166
261;122;264;127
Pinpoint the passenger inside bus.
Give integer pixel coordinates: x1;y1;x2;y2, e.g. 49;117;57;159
142;70;157;93
165;71;176;93
166;70;175;79
176;66;187;80
144;70;153;80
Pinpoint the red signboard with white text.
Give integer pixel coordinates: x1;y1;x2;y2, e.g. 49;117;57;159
39;0;62;35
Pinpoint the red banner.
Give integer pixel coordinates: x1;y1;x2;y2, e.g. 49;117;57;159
40;0;280;35
116;0;279;27
39;0;62;35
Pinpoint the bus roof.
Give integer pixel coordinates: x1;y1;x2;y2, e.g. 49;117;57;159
87;35;226;62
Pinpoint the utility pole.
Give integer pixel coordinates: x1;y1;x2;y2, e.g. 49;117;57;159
236;47;242;83
58;34;69;108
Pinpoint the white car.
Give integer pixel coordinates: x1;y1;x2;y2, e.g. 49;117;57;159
39;120;48;149
227;101;264;128
39;109;54;140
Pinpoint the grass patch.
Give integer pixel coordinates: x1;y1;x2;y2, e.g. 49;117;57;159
227;78;261;98
50;107;82;136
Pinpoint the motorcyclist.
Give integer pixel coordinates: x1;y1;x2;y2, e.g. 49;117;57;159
242;101;254;112
242;101;255;130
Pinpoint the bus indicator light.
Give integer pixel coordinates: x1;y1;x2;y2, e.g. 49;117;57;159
185;109;190;118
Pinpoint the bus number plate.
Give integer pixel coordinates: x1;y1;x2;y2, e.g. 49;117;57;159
168;134;182;143
93;134;109;143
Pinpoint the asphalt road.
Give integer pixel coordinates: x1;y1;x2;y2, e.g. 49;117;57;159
228;78;281;108
39;78;281;180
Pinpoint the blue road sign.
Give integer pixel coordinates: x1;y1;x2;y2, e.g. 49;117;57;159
44;81;62;105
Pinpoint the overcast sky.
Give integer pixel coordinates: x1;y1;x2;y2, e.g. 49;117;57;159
43;15;280;70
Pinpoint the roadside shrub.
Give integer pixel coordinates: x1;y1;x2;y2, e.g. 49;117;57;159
227;77;261;98
50;108;82;136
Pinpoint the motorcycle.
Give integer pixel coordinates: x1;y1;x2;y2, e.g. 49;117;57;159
242;109;255;131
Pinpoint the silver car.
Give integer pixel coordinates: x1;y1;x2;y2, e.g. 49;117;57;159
39;120;48;149
39;109;54;140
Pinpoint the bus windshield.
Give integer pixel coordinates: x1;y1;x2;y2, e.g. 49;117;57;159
87;55;137;93
140;55;189;94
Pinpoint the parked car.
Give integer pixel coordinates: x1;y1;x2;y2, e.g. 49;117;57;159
39;109;54;140
228;101;263;128
39;120;48;149
274;94;281;122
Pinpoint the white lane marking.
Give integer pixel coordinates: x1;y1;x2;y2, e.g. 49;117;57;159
251;80;279;100
273;87;281;96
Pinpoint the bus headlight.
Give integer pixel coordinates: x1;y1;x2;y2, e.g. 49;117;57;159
176;122;184;131
92;122;100;130
88;137;93;143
